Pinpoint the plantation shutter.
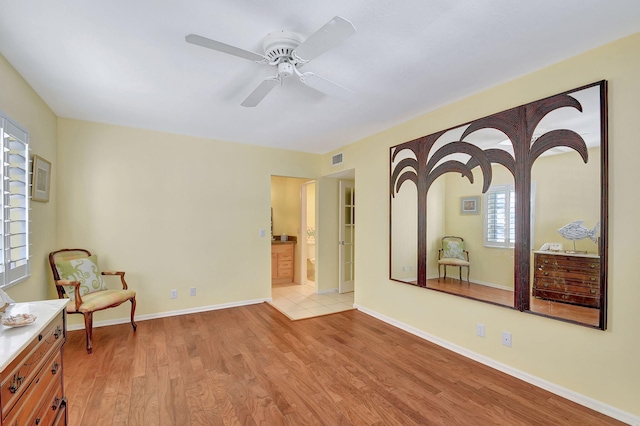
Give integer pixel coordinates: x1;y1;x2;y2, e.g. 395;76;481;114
0;113;30;288
484;184;515;248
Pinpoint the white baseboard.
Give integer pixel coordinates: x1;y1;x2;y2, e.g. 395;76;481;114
66;297;270;331
354;303;639;426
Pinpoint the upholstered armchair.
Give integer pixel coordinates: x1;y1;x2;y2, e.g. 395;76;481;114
48;248;137;354
438;236;470;284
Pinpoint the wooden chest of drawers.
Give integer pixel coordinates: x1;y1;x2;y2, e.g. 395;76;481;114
1;300;67;426
533;251;600;308
272;242;295;284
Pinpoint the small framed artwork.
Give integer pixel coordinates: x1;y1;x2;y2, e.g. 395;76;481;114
32;155;51;202
461;196;479;215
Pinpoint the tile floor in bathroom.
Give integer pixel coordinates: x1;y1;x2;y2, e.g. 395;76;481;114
269;282;355;320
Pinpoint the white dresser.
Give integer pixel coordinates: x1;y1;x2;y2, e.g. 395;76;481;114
1;300;68;426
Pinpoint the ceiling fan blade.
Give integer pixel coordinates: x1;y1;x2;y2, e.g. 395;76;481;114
299;72;354;101
241;77;280;107
292;16;356;62
185;34;265;62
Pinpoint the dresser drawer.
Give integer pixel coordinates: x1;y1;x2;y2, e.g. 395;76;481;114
1;312;65;420
3;350;63;426
535;255;599;275
30;379;66;426
532;289;599;307
534;278;599;295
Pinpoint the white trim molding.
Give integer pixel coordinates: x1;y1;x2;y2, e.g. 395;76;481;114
67;298;271;331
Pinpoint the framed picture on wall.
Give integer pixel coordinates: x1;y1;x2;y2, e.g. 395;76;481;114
32;155;51;202
460;196;479;215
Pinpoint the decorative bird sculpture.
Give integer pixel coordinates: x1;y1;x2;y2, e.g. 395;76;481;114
557;220;599;253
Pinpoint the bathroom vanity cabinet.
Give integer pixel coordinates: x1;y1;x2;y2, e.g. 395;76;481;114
272;242;295;284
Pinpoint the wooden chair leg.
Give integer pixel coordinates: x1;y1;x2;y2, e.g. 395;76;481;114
83;312;94;354
130;297;137;331
459;266;462;282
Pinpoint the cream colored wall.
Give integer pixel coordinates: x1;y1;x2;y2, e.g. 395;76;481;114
57;118;320;325
323;33;640;417
0;55;58;302
271;176;307;239
532;147;601;250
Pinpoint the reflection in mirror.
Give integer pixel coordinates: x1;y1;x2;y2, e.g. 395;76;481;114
529;85;603;327
390;81;607;329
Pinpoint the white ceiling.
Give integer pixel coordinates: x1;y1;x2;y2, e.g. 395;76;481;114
1;1;639;154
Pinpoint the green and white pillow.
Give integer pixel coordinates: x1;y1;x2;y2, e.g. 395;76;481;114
55;255;106;301
443;240;465;260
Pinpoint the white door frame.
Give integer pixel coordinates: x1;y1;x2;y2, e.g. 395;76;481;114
299;181;315;287
338;180;355;293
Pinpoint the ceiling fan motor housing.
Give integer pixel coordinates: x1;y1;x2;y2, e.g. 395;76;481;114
263;30;303;63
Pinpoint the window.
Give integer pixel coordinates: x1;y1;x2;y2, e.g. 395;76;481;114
483;183;535;249
0;111;30;289
484;184;515;248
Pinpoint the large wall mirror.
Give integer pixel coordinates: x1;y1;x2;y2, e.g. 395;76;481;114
390;81;608;329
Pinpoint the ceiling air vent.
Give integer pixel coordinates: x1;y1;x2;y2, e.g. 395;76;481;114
331;153;343;166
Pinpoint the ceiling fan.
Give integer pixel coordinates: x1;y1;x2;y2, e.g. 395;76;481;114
185;16;357;107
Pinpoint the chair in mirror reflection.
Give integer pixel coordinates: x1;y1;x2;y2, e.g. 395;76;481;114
438;236;470;284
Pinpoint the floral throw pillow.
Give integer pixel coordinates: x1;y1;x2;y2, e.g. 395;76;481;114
55;255;106;301
443;240;466;260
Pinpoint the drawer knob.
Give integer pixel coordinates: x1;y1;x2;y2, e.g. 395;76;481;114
590;289;597;294
544;260;549;264
9;372;23;393
590;264;596;269
543;272;549;276
53;396;61;411
54;326;63;339
543;283;549;288
36;417;41;425
51;362;60;375
590;277;597;282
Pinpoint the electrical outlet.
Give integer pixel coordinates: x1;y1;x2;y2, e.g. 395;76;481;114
190;287;196;297
259;229;265;237
170;289;177;299
476;323;485;337
502;331;512;347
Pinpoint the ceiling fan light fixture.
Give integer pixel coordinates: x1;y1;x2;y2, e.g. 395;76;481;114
278;62;294;78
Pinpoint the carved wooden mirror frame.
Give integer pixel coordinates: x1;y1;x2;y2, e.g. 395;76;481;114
390;81;608;329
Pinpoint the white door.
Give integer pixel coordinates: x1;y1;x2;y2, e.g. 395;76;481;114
339;180;355;293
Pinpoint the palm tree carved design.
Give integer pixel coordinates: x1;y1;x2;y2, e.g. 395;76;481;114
391;92;589;304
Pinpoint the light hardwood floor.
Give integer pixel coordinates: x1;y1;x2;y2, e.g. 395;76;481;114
63;304;623;425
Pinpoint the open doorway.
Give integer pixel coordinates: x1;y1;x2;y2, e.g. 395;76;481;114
268;174;356;319
270;176;310;287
